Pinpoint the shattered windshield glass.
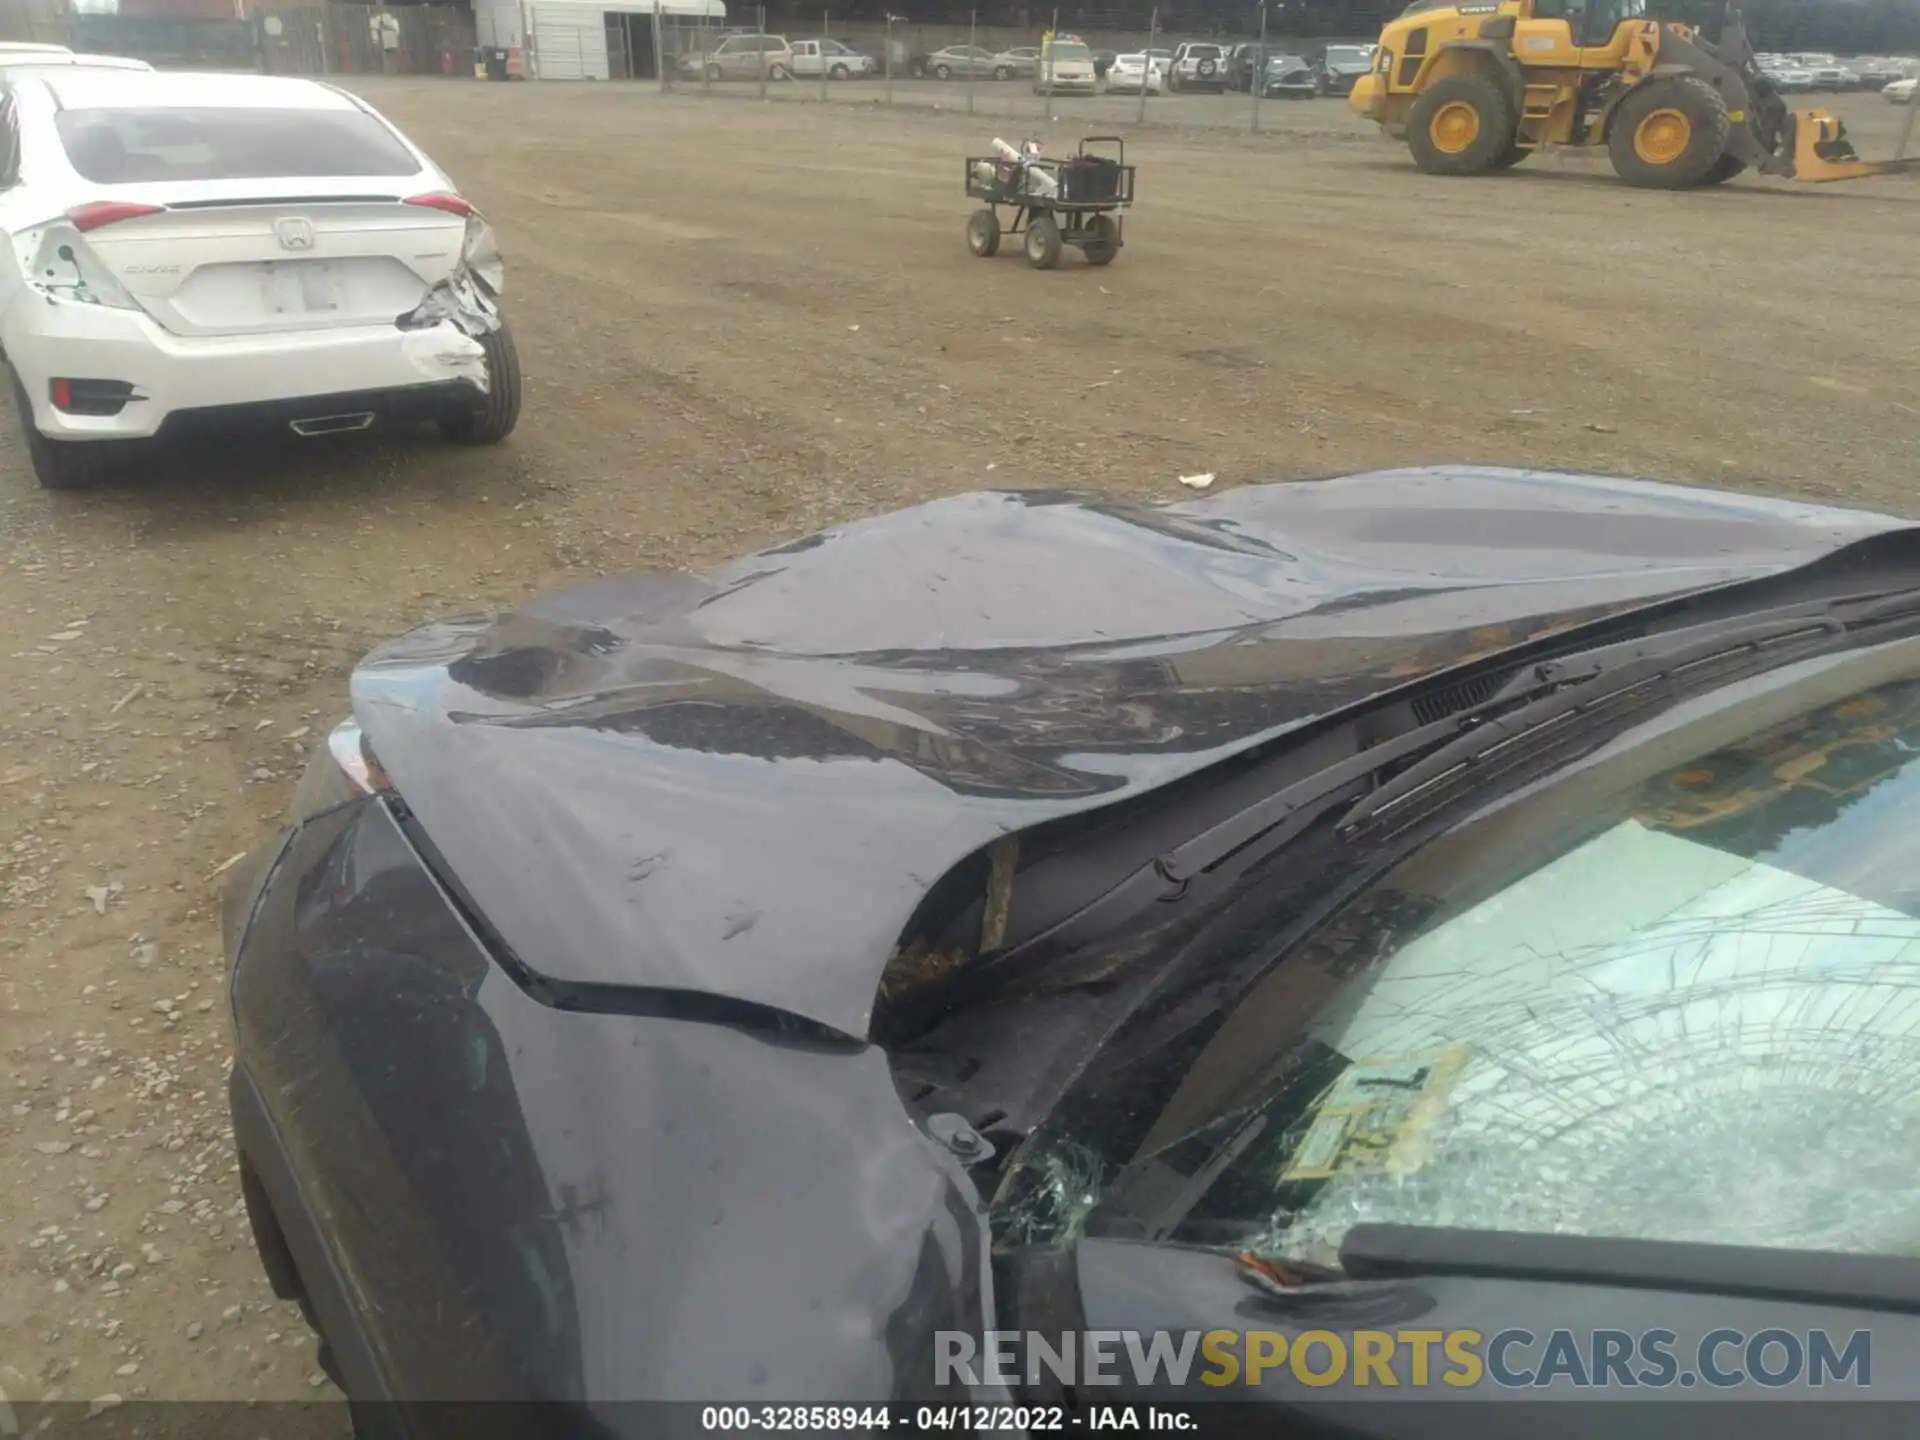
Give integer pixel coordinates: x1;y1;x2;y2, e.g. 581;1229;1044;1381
993;649;1920;1267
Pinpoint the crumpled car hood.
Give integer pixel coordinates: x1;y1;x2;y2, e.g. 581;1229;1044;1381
350;466;1913;1038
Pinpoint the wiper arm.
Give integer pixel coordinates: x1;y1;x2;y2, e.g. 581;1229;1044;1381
1341;1222;1920;1315
1338;585;1920;834
936;584;1920;1006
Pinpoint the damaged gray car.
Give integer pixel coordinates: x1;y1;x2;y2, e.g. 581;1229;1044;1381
225;466;1920;1431
0;69;519;489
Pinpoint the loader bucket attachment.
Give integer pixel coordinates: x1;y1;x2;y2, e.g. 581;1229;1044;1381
1786;110;1920;182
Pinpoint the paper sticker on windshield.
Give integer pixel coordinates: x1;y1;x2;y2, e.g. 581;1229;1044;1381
1279;1045;1469;1184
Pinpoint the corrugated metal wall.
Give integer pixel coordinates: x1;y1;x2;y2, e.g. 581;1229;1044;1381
527;2;610;78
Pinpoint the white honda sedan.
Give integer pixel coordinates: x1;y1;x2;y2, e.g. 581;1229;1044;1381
0;70;519;489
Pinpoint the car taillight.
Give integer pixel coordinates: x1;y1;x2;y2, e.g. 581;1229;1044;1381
287;718;391;825
405;191;474;217
67;201;164;232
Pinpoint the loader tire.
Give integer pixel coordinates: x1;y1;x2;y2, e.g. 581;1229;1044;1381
1700;152;1746;185
1491;143;1529;169
1608;76;1730;189
1406;74;1515;176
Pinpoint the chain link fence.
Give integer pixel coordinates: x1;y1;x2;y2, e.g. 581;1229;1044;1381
634;7;1373;135
0;3;476;77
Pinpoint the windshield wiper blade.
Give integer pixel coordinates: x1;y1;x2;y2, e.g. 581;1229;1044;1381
942;585;1920;1004
1341;1223;1920;1315
1336;586;1920;836
1334;612;1846;833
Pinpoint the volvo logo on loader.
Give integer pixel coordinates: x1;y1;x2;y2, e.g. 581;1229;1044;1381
274;217;316;251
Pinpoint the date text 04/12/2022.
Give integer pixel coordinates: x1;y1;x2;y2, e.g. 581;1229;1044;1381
698;1406;1192;1431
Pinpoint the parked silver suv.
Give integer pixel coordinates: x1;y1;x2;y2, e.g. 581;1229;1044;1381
1168;41;1226;92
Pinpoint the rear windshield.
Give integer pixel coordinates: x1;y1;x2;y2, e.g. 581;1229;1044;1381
1188;45;1222;57
1049;42;1092;60
1325;46;1373;64
55;106;421;184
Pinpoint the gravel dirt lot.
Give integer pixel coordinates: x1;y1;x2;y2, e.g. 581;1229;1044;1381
2;74;1917;1418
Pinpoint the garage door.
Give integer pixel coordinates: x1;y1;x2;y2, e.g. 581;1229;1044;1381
531;5;609;78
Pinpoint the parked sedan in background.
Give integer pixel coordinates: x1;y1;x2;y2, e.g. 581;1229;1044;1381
923;44;1007;79
1104;51;1164;93
1262;53;1320;97
999;45;1040;77
1888;76;1917;104
1805;62;1860;89
224;466;1920;1413
1854;56;1917;87
1316;42;1375;95
0;70;519;489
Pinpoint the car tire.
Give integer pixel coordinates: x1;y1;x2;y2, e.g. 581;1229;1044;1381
830;62;850;79
1080;214;1119;266
11;377;116;490
1406;73;1516;175
935;63;952;80
439;320;522;445
768;63;791;81
966;208;1001;257
1024;215;1062;269
994;65;1010;80
1607;76;1730;188
705;61;722;81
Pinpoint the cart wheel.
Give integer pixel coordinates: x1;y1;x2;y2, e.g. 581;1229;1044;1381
1025;215;1062;269
1081;214;1119;266
967;208;1001;257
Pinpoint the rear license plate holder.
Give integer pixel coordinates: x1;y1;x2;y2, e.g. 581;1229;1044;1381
263;262;342;316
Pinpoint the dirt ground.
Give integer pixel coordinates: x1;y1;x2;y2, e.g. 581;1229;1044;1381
2;76;1918;1415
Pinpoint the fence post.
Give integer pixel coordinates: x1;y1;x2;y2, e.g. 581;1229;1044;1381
1900;80;1919;159
1042;6;1057;115
884;12;893;106
1250;0;1266;132
1136;6;1155;125
701;13;711;90
966;9;975;115
819;9;829;102
654;0;666;89
758;3;767;98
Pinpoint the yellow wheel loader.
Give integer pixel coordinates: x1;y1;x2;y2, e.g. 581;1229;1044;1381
1349;0;1920;187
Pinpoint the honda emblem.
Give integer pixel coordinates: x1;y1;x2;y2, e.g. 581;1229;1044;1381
274;217;316;251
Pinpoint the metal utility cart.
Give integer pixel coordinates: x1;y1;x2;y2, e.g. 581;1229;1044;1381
963;136;1135;270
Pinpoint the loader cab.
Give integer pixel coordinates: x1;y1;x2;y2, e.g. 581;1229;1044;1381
1509;0;1650;68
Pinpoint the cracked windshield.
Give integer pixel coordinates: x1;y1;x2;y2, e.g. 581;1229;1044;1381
996;660;1920;1266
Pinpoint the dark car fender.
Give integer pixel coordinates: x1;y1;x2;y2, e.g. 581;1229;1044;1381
227;796;997;1419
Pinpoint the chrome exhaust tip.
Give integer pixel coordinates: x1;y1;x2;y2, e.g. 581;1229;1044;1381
289;412;377;437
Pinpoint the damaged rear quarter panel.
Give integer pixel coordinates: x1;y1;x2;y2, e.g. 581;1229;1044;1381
396;213;504;391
